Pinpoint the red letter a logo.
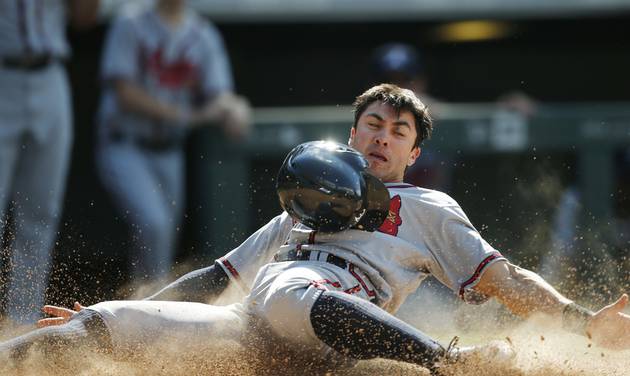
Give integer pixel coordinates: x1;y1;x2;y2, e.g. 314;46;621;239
377;195;402;236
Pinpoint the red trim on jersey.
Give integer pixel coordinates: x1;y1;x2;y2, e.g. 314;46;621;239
344;285;362;295
310;283;328;291
310;279;341;290
220;258;240;280
458;252;503;299
349;264;376;297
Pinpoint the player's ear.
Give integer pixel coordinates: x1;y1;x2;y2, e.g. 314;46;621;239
407;146;420;167
348;127;356;147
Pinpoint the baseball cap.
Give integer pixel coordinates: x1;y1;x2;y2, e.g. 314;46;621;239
372;43;423;78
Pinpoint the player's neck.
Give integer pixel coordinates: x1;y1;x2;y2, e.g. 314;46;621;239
156;4;185;28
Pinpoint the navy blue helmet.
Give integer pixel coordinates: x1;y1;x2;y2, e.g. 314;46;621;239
277;141;390;233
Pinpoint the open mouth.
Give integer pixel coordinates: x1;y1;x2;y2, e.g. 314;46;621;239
368;152;388;162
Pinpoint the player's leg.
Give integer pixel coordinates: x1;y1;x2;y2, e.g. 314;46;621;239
96;143;176;280
244;264;360;372
0;68;27;225
4;64;73;323
310;291;515;373
0;131;21;225
310;290;446;371
149;147;186;277
249;263;513;374
0;131;21;317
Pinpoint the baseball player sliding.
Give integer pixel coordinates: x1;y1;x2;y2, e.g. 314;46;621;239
2;84;629;375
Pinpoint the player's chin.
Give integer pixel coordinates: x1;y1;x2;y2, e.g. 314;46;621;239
366;164;389;181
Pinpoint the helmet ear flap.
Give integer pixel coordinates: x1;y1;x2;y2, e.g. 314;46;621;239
354;173;390;232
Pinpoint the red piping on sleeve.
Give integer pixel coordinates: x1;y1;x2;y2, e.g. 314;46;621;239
458;252;503;299
220;258;240;280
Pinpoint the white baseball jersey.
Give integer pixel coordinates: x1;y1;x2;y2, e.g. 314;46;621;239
0;0;69;58
97;4;233;142
218;182;505;314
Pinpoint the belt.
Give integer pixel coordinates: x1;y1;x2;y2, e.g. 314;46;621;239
275;248;348;270
1;54;53;71
109;129;183;152
275;248;378;301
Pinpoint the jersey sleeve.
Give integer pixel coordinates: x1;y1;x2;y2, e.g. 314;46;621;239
421;193;506;304
217;212;294;293
100;14;140;83
198;23;234;97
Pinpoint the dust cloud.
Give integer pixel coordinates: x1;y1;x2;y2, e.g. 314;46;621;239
1;306;628;376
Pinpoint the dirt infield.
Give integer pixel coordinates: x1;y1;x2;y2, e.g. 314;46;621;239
1;319;628;376
1;280;628;376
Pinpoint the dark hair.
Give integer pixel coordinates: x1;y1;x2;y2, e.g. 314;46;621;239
352;83;433;148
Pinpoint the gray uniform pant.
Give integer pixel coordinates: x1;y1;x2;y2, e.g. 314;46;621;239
0;63;72;323
96;141;184;280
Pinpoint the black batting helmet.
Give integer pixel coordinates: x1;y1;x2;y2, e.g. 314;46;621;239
276;141;390;233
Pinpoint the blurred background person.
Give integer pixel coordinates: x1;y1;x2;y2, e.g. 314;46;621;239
95;0;250;283
370;42;442;112
370;41;538;192
370;42;451;192
0;0;99;324
540;148;630;299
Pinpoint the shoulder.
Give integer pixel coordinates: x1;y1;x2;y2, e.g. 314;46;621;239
387;183;459;208
268;211;295;231
417;188;460;208
187;14;223;43
390;184;472;224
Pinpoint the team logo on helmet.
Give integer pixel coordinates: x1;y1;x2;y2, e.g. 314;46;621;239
377;195;402;236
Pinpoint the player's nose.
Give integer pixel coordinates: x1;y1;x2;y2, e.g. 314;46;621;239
374;131;389;146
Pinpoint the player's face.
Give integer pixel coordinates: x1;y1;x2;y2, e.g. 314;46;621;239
349;101;420;183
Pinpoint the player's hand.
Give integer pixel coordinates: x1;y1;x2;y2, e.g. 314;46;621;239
36;301;84;328
586;294;630;350
192;94;252;139
191;101;223;126
221;95;251;141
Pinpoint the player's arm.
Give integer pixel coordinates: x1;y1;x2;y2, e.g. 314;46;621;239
475;260;630;349
113;79;193;124
143;261;230;303
37;263;231;327
145;211;294;302
474;260;571;316
113;79;233;126
194;93;251;140
37;264;230;327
